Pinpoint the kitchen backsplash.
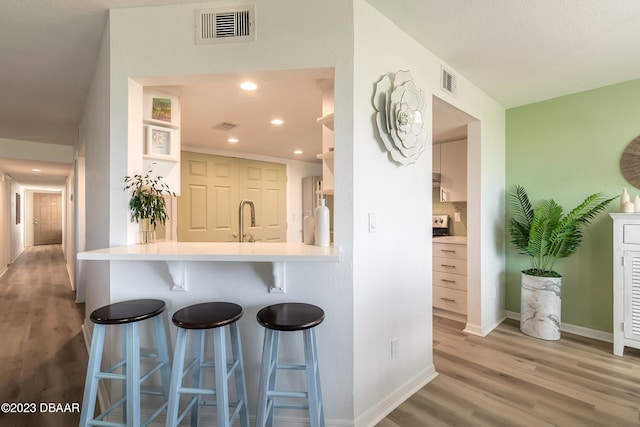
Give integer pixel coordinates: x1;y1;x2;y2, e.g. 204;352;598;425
433;189;467;236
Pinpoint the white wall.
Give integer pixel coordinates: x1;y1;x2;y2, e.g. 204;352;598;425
78;20;112;318
79;1;356;424
77;1;507;425
351;2;506;423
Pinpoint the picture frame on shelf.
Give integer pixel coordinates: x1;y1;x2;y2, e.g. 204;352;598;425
145;125;177;161
151;97;172;123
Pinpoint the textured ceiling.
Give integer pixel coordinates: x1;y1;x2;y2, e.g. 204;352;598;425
2;0;640;187
366;0;640;108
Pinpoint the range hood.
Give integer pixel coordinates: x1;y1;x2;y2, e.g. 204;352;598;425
432;172;441;187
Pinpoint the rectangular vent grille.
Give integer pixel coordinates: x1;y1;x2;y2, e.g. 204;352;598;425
212;122;238;131
196;6;255;44
441;66;457;96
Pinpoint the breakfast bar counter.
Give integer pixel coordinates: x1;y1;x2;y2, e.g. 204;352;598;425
78;241;340;293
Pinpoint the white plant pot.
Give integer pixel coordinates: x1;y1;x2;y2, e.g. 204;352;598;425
520;272;561;340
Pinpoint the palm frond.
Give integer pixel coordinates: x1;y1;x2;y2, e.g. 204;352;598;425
507;186;616;276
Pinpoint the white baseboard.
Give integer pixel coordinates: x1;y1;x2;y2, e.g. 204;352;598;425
464;312;507;337
354;365;438;427
505;310;613;343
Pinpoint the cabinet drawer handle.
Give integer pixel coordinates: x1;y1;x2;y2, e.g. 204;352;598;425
441;279;456;283
440;297;456;303
440;264;457;268
440;249;457;253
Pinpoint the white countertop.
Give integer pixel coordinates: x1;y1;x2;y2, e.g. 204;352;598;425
77;241;340;262
432;236;467;244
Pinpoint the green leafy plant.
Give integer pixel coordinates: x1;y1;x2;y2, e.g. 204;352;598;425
123;164;176;229
508;185;616;277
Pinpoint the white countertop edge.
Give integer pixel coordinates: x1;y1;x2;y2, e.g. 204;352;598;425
77;241;340;262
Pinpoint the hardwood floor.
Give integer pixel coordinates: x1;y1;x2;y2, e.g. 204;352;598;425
2;247;640;426
0;245;86;427
378;316;640;427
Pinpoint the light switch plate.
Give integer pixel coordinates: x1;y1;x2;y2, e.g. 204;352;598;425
368;212;377;232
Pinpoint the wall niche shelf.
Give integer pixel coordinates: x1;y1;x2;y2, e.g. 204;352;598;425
143;119;180;130
316;113;334;130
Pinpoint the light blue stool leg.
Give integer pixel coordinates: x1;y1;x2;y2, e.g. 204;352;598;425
190;329;204;427
166;328;187;427
121;325;128;424
256;329;274;427
80;324;106;427
213;326;230;427
265;330;279;427
152;315;172;401
230;323;250;427
124;322;141;427
304;329;325;427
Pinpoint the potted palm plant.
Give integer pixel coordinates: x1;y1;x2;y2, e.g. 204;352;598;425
508;185;615;340
124;164;176;243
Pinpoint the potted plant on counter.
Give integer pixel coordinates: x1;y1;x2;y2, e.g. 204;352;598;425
124;164;176;243
508;185;615;340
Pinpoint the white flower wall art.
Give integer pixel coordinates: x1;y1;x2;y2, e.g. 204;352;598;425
372;70;428;165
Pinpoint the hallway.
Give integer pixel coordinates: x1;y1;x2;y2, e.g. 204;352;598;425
0;245;86;427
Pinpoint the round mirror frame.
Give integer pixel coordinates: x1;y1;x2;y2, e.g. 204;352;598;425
620;135;640;189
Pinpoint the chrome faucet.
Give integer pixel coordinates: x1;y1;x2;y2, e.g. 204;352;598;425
238;199;256;242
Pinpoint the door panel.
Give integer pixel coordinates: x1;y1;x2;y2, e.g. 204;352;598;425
34;193;62;245
179;152;286;242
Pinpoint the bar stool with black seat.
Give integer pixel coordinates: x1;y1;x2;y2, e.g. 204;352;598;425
166;302;249;427
255;302;325;427
80;298;172;427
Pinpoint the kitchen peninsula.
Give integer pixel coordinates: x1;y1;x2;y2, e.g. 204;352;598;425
77;241;343;423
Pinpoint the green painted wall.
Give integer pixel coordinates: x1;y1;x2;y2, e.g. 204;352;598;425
505;79;640;333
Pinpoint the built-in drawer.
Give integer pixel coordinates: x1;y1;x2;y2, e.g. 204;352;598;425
433;286;467;314
433;243;467;260
433;271;467;291
624;224;640;245
433;256;467;275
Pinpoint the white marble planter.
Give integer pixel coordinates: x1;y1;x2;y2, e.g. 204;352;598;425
520;272;561;340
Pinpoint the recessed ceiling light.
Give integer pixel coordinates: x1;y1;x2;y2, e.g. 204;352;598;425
240;82;257;91
271;119;284;125
293;150;303;155
32;168;41;172
228;137;239;143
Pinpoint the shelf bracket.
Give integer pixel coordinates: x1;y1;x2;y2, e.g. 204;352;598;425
271;262;286;293
166;261;188;291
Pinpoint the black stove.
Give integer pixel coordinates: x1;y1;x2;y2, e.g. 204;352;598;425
432;215;450;237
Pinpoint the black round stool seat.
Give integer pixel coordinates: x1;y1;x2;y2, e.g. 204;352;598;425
172;302;243;330
257;303;324;331
90;299;166;325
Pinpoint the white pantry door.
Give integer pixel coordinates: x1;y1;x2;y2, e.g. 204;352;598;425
178;152;286;242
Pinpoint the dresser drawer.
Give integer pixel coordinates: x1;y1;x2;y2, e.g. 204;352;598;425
433;286;467;314
433;243;467;260
433;271;467;291
433;256;467;275
624;224;640;245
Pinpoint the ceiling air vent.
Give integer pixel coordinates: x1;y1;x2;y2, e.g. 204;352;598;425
196;6;256;44
212;122;238;131
441;66;457;97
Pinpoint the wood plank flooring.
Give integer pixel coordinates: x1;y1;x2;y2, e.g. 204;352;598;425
2;246;640;426
0;245;86;427
378;316;640;427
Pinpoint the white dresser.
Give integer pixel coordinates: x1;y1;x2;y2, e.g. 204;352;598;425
611;213;640;356
433;237;467;317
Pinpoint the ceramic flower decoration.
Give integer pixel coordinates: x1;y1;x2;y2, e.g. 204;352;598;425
372;70;428;165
